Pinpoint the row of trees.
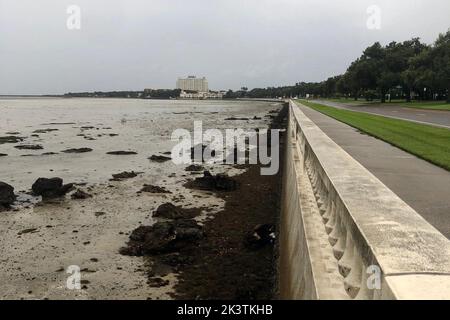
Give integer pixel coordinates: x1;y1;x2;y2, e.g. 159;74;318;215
142;89;181;99
226;30;450;103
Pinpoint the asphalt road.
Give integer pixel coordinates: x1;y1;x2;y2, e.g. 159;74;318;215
313;100;450;129
298;103;450;239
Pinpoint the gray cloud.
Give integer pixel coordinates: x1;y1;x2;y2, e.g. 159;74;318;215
0;0;449;94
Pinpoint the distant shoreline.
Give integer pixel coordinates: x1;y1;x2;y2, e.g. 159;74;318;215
0;95;63;98
0;96;220;100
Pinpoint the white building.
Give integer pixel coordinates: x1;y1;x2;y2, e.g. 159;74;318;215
176;76;209;92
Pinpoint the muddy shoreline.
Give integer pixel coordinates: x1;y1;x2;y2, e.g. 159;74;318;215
1;99;286;299
133;104;288;300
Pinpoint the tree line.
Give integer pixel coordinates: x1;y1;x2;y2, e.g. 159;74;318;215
225;30;450;103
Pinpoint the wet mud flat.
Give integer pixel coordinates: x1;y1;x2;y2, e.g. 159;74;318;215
175;105;287;299
0;98;285;299
173;163;283;299
121;104;288;300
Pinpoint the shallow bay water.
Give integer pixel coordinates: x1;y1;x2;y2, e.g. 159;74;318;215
0;98;281;299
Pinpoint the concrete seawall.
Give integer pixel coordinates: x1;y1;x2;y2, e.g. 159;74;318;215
279;100;450;300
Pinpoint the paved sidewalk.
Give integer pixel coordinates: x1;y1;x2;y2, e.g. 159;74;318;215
313;100;450;129
297;103;450;239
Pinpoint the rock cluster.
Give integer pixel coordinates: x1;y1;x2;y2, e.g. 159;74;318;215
138;184;171;194
186;171;238;191
111;171;139;180
120;219;203;256
15;144;43;150
106;151;137;155
0;136;24;144
148;155;171;162
184;164;204;172
62;148;93;153
32;178;73;198
153;203;199;220
0;182;16;209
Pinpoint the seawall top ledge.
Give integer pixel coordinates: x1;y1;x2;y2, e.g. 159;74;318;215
290;100;450;296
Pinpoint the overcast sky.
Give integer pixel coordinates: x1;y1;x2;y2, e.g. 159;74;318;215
0;0;449;94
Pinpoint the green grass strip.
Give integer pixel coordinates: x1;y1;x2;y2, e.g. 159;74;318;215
324;98;450;111
298;100;450;171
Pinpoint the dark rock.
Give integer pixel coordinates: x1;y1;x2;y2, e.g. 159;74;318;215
184;164;204;172
71;189;92;199
185;171;238;191
41;152;58;156
106;151;137;155
224;117;249;121
149;155;171;162
111;171;139;180
62;148;93;153
0;153;8;157
0;181;16;208
15;144;43;150
244;224;275;250
148;277;170;288
139;184;171;194
0;136;24;144
42;122;76;125
153;203;200;220
120;219;203;256
31;177;74;198
18;228;38;235
32;128;58;133
253;116;262;120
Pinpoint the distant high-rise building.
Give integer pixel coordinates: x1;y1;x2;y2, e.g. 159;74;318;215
176;76;209;92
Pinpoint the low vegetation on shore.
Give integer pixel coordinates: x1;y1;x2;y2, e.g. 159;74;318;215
225;30;450;104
